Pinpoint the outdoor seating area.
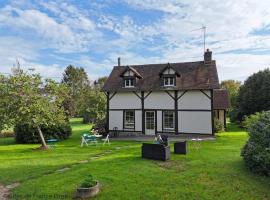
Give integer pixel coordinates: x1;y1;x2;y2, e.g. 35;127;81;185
141;134;193;160
81;129;110;147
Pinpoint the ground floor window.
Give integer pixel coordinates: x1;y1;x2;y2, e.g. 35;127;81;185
163;110;174;130
145;111;155;130
124;110;135;129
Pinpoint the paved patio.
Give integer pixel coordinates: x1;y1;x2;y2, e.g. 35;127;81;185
110;134;215;142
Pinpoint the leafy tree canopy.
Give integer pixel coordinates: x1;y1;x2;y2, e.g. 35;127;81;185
62;65;89;116
0;69;68;149
236;68;270;120
221;79;241;108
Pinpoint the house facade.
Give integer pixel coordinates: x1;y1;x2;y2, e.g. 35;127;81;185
103;50;229;136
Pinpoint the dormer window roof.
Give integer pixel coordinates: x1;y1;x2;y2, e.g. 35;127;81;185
120;66;142;79
159;63;180;77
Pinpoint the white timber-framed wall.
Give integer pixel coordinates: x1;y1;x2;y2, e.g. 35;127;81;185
106;89;214;135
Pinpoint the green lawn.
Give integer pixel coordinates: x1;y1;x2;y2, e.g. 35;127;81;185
0;119;269;200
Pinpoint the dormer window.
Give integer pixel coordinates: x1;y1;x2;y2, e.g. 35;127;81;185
163;77;175;86
159;63;179;87
124;78;135;87
120;66;143;88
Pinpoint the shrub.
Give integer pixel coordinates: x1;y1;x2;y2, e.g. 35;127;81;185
14;122;72;144
93;118;107;136
242;112;261;129
80;175;97;188
214;118;224;133
241;111;270;176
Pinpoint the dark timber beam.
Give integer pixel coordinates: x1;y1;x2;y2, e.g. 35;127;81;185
144;91;152;100
200;90;211;99
106;92;110;133
224;110;227;129
141;91;145;134
174;90;178;135
177;90;187;100
109;91;117;100
211;89;214;135
132;91;142;100
165;90;175;100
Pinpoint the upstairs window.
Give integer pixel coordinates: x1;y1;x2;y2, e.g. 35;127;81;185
124;78;135;87
163;77;175;86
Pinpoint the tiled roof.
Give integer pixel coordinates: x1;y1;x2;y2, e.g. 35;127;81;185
213;89;230;110
103;60;220;92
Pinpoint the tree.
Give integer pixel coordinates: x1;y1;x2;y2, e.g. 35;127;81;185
0;75;11;131
236;68;270;120
62;65;89;116
79;77;107;124
221;80;241;109
94;76;108;89
0;69;68;149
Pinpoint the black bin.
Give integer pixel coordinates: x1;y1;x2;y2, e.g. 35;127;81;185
174;141;187;154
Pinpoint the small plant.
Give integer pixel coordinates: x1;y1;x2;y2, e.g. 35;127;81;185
214;118;224;133
80;175;97;188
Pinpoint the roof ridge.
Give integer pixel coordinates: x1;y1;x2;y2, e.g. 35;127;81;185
113;60;214;68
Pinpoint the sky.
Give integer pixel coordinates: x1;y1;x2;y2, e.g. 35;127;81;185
1;0;270;82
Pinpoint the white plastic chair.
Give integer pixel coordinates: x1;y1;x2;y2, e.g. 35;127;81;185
102;134;110;146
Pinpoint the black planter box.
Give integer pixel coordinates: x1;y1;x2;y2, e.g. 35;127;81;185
174;141;187;154
142;143;171;161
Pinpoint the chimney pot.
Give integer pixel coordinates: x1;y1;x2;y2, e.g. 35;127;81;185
118;57;121;66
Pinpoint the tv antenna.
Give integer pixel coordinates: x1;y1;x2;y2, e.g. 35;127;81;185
190;25;206;53
15;58;21;69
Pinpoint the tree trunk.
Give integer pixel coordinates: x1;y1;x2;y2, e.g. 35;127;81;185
36;124;48;149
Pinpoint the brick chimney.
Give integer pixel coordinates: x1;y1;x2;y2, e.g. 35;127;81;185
118;57;121;66
204;49;212;64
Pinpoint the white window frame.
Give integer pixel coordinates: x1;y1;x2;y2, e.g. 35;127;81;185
124;78;135;87
124;110;135;129
163;110;175;130
163;77;175;86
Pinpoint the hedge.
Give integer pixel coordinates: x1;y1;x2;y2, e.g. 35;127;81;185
14;122;72;144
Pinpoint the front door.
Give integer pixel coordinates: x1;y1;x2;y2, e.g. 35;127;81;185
145;111;155;135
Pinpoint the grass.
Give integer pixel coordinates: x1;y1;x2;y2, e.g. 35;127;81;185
0;119;270;200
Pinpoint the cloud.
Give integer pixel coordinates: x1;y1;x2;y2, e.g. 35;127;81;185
0;3;99;53
1;0;270;82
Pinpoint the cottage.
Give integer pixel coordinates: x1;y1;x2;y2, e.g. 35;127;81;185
103;49;230;136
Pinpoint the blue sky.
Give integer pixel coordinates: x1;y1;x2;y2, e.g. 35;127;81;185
1;0;270;81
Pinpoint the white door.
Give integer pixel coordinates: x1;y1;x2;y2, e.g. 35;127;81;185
145;111;155;135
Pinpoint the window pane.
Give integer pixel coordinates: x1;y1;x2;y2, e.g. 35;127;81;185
169;77;174;85
125;79;129;86
125;78;135;87
164;77;175;86
164;77;168;85
125;110;134;128
146;112;154;130
130;79;134;86
163;111;174;130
